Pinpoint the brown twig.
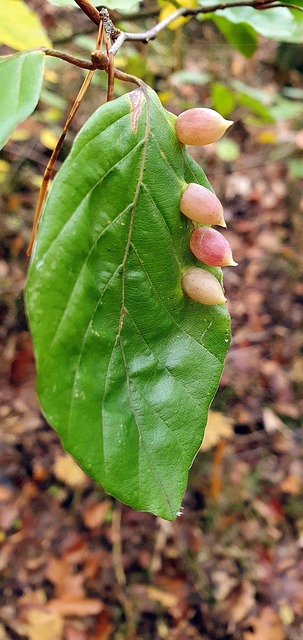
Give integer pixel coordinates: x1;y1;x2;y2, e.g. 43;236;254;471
27;22;104;256
73;0;100;25
44;48;96;69
112;504;137;639
27;70;95;256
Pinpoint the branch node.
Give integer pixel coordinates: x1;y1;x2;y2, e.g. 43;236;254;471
99;6;121;43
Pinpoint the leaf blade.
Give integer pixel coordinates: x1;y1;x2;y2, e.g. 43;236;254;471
0;50;45;150
26;87;230;519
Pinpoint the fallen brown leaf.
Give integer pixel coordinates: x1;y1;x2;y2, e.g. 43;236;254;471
82;500;111;529
47;597;103;617
53;454;87;488
24;608;64;640
201;411;234;451
244;607;284;640
147;586;179;608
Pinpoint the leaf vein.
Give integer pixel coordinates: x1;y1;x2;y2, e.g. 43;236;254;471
66;264;122;443
40;139;144;261
127;309;203;411
42;204;133;359
131;245;221;365
141;182;182;269
119;330;175;519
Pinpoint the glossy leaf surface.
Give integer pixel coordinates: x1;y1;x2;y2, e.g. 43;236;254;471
26;86;230;519
0;51;45;150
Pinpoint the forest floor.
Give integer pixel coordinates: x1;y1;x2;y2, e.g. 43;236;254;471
0;5;303;639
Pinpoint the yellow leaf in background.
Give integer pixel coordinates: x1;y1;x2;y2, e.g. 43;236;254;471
25;609;64;640
200;411;234;451
0;0;52;51
31;175;44;189
158;90;174;105
40;129;58;150
279;603;294;626
177;0;198;6
0;160;10;185
42;108;62;123
257;131;277;145
10;129;31;142
0;160;10;173
159;0;198;30
44;69;59;84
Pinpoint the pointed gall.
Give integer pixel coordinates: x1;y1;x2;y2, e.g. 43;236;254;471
176;108;233;146
190;227;237;267
180;183;226;227
182;267;226;305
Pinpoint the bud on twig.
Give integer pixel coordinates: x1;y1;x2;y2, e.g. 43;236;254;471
182;267;226;305
180;183;226;227
176;108;233;146
190;227;237;267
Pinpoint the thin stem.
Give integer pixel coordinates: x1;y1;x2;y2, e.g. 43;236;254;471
44;46;142;87
44;48;95;69
112;504;126;587
27;69;95;256
112;505;137;639
107;51;115;101
27;22;104;256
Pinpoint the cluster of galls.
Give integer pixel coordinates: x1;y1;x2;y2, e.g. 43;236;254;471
176;108;236;306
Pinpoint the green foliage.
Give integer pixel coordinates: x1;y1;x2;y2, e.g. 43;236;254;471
0;0;51;50
288;158;303;178
213;6;303;43
0;51;45;150
26;86;230;519
215;139;240;162
212;16;258;58
210;83;235;118
199;3;303;46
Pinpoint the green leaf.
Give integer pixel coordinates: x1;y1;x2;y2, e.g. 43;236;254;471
170;69;212;86
211;83;235;117
231;79;275;123
26;86;230;520
287;159;303;178
215;139;240;162
199;4;303;43
214;6;301;43
0;51;45;150
0;0;51;50
283;0;303;7
213;16;258;58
